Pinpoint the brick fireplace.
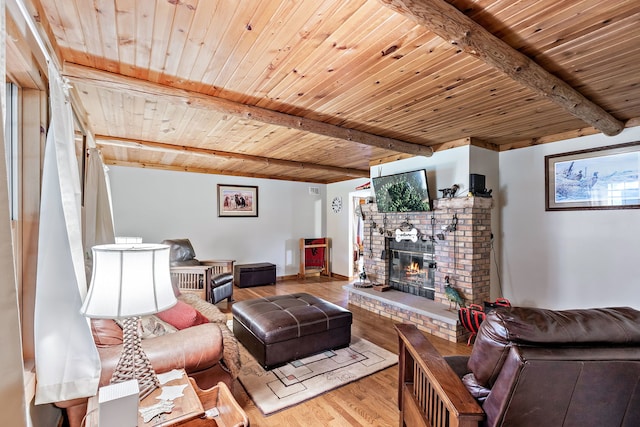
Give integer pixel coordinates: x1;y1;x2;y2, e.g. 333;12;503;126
346;196;493;343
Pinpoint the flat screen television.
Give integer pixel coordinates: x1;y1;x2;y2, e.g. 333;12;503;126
372;169;432;212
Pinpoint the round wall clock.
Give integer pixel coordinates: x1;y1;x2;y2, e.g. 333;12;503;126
332;196;343;213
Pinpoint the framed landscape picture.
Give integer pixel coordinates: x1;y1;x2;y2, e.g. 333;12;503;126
545;142;640;211
218;184;258;217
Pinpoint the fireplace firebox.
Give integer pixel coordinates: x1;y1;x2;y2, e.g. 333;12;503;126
387;238;436;299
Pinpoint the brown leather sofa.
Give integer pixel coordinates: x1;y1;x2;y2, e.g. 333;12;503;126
56;293;240;427
396;306;640;427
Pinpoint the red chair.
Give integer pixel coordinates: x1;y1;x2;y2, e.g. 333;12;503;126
494;297;511;307
460;299;512;345
459;304;486;346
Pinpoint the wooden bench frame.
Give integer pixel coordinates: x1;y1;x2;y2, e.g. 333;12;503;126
395;323;484;427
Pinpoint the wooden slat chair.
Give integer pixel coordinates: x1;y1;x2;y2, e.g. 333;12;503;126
162;239;234;304
170;264;212;301
396;323;483;427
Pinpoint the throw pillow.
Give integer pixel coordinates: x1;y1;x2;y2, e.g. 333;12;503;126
114;316;178;339
139;315;178;339
156;300;209;330
462;373;491;402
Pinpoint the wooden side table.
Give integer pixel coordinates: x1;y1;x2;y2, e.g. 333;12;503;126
188;378;249;427
85;371;248;427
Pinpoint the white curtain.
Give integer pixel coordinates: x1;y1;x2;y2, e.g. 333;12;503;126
34;63;101;404
83;145;115;281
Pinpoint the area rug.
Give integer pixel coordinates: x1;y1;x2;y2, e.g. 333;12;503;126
234;328;398;415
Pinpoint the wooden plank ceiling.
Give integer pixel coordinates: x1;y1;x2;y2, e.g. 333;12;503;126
29;0;640;183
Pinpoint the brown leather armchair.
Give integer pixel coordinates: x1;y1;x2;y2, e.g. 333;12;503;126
396;306;640;427
162;238;234;304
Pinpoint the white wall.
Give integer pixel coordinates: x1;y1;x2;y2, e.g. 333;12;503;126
499;126;640;309
108;167;325;277
469;145;501;299
326;178;370;278
369;148;470;196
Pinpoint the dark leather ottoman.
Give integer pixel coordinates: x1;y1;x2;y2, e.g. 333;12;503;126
233;262;276;288
232;293;352;369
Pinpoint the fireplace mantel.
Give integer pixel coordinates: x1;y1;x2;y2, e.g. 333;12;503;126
347;196;493;343
435;195;493;210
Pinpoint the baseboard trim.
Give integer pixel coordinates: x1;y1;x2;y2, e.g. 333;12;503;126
278;273;348;281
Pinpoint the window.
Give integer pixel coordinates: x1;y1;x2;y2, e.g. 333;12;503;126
607;181;640;206
4;83;19;220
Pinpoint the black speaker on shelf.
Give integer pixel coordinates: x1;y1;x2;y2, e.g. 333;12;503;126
469;173;485;193
469;173;493;197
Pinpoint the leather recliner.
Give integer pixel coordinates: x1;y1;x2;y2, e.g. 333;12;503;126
451;306;640;426
162;238;234;304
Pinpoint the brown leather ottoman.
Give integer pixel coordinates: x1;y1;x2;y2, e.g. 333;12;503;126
233;263;276;288
232;293;352;369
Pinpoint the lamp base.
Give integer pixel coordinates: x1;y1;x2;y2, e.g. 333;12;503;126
111;316;160;400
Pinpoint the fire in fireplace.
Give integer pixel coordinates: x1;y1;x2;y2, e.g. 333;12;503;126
388;238;436;299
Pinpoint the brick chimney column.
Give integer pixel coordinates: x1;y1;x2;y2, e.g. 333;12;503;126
433;197;493;307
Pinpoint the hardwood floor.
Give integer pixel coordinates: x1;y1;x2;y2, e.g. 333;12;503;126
218;276;472;427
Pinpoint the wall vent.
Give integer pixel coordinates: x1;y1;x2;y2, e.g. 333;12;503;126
308;187;320;195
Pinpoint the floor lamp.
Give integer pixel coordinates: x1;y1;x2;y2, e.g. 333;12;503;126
80;243;177;399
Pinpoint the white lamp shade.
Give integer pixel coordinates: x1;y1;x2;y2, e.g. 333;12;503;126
81;243;177;318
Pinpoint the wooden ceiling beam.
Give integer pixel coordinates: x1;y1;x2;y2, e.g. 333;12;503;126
63;63;433;157
95;135;370;178
379;0;625;136
429;136;500;152
103;159;332;184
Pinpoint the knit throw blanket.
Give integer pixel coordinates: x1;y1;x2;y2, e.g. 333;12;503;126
178;293;241;379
